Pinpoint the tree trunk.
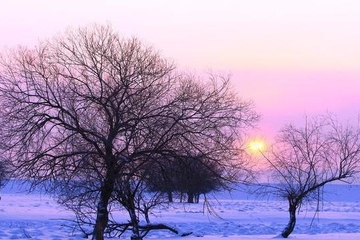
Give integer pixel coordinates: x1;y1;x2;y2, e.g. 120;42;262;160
92;179;114;240
187;192;194;203
144;208;151;224
93;194;110;240
195;194;200;203
129;206;142;240
180;192;184;203
122;180;142;240
281;202;297;238
167;191;173;202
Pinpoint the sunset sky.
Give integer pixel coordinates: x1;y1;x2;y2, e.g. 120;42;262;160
1;0;360;139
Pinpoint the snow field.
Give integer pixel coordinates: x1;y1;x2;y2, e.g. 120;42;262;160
0;183;360;239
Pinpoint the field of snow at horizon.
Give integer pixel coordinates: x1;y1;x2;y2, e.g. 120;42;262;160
1;181;360;240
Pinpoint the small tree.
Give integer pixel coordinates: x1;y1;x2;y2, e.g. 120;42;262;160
263;115;360;238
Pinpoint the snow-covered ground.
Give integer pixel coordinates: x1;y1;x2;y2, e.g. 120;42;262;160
1;182;360;239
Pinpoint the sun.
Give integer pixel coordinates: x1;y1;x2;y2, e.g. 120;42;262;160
248;139;266;154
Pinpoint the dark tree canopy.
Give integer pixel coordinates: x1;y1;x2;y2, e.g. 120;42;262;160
0;24;259;240
145;154;226;203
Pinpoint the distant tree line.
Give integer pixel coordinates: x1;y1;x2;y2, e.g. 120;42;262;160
145;154;226;203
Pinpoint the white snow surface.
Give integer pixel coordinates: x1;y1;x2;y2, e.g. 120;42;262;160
1;181;360;239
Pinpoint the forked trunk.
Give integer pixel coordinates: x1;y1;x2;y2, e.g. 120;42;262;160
123;181;142;240
281;202;297;238
129;207;142;240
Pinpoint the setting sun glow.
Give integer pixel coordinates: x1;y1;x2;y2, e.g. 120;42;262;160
248;139;266;154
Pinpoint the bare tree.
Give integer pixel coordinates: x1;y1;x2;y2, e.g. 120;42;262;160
0;25;259;240
262;115;360;238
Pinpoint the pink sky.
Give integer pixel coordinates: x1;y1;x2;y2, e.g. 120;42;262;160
1;0;360;139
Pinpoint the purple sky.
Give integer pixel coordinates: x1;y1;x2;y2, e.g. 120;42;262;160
1;0;360;139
